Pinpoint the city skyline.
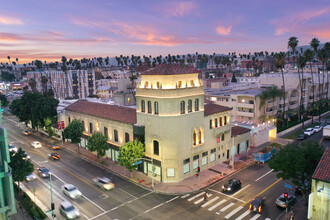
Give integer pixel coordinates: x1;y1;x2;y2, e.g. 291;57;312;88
1;0;330;63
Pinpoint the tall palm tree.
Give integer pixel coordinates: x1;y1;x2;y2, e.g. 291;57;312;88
97;57;103;67
288;36;299;66
317;49;327;121
304;49;315;123
41;75;48;94
275;52;287;125
310;38;320;53
7;56;11;65
297;55;307;128
324;42;330;109
28;78;37;92
258;89;271;123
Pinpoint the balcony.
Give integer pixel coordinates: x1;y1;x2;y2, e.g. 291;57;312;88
237;102;254;109
237;110;254;117
290;96;299;101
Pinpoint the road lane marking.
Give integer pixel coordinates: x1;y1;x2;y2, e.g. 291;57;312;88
232;184;250;196
235;210;251;220
7;134;23;144
208;199;226;211
250;213;261;220
255;169;274;181
243;178;283;206
194;194;212;204
181;194;190;199
201;196;219;208
219;202;234;212
118;188;137;199
225;206;243;219
209;189;246;203
187;192;205;201
165;196;179;203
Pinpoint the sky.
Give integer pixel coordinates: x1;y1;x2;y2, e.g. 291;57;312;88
0;0;330;63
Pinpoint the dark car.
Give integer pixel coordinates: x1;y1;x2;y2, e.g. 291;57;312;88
24;130;31;136
276;193;296;208
38;167;50;178
49;144;60;150
297;133;308;140
222;178;241;192
249;197;265;213
47;153;60;160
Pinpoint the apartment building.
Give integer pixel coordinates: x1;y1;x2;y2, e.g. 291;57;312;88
27;70;96;99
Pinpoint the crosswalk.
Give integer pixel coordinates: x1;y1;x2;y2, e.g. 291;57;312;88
181;192;270;220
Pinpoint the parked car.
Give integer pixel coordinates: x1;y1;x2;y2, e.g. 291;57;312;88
24;130;31;136
26;173;36;181
222;178;241;192
8;145;18;153
304;128;315;136
93;177;115;190
47;153;60;160
59;201;80;219
275;193;296;208
313;125;323;133
37;167;50;178
49;144;60;150
249;197;265;213
297;133;308;141
62;184;82;199
31;141;42;148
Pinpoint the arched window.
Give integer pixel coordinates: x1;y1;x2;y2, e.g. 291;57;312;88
195;99;199;111
153;140;159;156
89;123;93;134
219;117;223;126
125;132;129;143
190;80;194;87
154;102;159;115
193;131;197;145
141;100;145;112
156;82;160;89
148;101;152;113
198;129;202;144
188;100;192;112
114;129;118;142
145;81;149;88
180;101;185;114
224;116;227;125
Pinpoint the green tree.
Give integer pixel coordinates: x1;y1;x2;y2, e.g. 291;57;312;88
63;119;84;152
9;148;34;189
117;140;145;177
44;117;54;137
268;141;324;204
28;78;37;92
1;71;15;82
86;132;109;157
275;52;287;125
0;94;9;107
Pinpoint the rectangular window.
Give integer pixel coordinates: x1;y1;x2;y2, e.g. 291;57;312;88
183;158;190;174
125;133;130;143
221;134;225;141
193;160;199;170
209;119;212;129
81;121;84;131
68;117;71;124
224;116;227;125
167;168;175;177
215;118;218;127
210;148;216;162
89;123;93;134
219;117;223;126
104;127;108;139
193;155;199;160
114;130;118;142
202;152;208;165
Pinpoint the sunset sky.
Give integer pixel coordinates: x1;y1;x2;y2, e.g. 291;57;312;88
1;0;330;63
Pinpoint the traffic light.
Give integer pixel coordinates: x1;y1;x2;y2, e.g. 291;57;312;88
196;166;200;176
284;193;288;199
51;202;55;211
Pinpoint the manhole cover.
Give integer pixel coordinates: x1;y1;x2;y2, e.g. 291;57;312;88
99;194;109;199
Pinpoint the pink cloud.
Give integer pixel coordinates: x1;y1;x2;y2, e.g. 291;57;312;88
216;25;232;36
161;1;198;17
0;15;23;25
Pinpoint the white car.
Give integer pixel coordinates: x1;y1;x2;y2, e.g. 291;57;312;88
59;201;80;219
93;177;115;190
31;141;42;148
8;145;18;153
313;125;323;133
26;173;36;181
304;128;315;136
62;184;82;199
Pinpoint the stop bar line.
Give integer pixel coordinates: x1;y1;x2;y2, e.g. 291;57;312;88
255;169;273;182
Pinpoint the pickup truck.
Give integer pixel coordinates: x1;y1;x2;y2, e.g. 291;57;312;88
323;125;330;139
93;177;115;190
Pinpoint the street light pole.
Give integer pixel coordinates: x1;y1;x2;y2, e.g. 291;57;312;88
49;169;55;219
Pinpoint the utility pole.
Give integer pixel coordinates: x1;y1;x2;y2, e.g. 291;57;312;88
49;169;55;219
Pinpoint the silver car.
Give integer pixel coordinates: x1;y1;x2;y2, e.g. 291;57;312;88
59;201;80;219
275;193;296;208
26;173;36;181
62;184;82;199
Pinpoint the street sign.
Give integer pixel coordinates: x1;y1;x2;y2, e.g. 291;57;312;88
284;184;293;189
57;121;65;130
133;160;142;166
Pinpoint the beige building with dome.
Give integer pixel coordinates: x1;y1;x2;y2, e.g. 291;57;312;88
64;64;250;183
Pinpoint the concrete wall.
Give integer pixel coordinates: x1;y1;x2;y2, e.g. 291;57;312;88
309;179;330;220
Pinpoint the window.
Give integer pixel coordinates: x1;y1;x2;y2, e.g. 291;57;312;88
178;81;182;88
154;102;159;115
145;81;149;88
89;123;93;134
125;132;129;143
188;100;192;112
183;158;190;174
224;116;227;125
210;148;216;162
193;131;197;145
190;80;194;87
209;119;212;129
202;152;208;165
114;129;118;142
81;121;85;131
193;155;199;169
219;117;223;126
198;129;202;144
221;133;225;141
153;140;159;156
195;99;199;111
141;100;145;112
180;101;185;114
68;117;71;124
246;140;249;149
156;82;160;89
148;101;152;113
104;127;108;139
215;118;218;127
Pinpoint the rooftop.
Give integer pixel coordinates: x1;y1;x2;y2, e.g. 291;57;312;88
66;100;136;124
142;64;199;75
205;87;262;97
204;103;231;116
231;126;251;137
312;147;330;183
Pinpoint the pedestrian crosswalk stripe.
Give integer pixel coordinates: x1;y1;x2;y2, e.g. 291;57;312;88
208;199;226;211
201;196;219;208
181;194;190;199
225;206;243;219
194;194;212;204
219;202;234;212
235;210;251;220
250;214;261;220
187;192;204;201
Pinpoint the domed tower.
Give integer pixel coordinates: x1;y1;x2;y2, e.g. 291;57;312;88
136;64;205;182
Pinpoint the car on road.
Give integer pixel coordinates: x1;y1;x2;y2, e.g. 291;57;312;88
24;130;31;136
31;141;42;148
275;193;296;208
93;176;115;190
304;128;315;136
26;173;36;181
62;184;82;199
249;197;265;213
313;125;323;133
49;144;60;150
222;178;241;192
59;201;80;219
37;167;50;178
47;153;60;160
297;133;308;141
23;152;30;160
8;145;18;153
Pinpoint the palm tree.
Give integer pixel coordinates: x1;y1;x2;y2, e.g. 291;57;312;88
297;55;307;128
41;75;48;94
324;42;330;109
7;56;11;65
258;89;271;122
317;48;327;121
310;38;320;53
288;37;299;66
275;52;287;125
97;57;103;67
303;49;316;123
